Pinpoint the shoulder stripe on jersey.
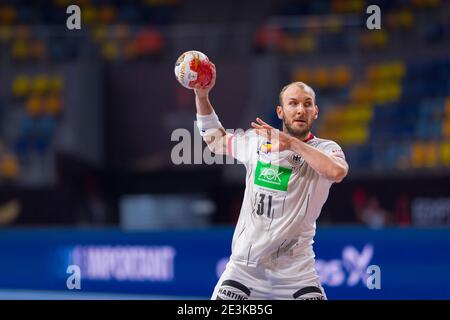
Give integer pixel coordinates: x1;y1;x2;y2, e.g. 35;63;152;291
332;153;345;159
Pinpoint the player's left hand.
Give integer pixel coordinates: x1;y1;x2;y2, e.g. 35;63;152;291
251;117;293;152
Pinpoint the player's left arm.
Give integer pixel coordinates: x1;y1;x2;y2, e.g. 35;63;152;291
251;117;348;183
289;138;348;183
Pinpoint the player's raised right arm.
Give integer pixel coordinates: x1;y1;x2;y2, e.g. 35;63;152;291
194;63;231;155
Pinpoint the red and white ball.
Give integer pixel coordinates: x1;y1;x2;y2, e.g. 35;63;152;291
174;50;213;89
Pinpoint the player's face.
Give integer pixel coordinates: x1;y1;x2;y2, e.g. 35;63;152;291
277;85;318;140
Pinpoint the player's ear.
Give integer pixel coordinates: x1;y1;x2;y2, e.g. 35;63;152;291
314;105;319;119
276;105;283;120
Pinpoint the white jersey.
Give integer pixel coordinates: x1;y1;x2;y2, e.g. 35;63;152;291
227;130;345;270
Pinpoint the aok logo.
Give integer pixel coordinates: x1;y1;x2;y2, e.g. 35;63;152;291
259;168;282;183
254;161;292;192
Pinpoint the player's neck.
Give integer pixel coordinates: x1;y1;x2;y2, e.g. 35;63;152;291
282;127;313;142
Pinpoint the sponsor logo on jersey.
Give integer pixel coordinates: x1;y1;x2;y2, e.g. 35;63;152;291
217;280;251;300
217;288;248;300
254;161;292;191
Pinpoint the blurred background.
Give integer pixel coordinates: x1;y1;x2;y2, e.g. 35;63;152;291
0;0;449;299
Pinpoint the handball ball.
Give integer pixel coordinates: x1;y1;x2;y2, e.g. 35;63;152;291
174;50;213;89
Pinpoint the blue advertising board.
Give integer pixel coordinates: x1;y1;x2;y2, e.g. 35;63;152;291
0;227;449;299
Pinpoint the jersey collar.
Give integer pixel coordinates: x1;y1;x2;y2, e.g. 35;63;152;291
303;132;315;143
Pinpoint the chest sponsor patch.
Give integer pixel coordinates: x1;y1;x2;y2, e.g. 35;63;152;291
254;160;292;191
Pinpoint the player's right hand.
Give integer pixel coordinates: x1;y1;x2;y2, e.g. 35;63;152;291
194;62;216;98
251;117;294;152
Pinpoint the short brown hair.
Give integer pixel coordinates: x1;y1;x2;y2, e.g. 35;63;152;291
279;82;316;106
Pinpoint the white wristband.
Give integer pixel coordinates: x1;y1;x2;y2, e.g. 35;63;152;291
196;112;222;136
